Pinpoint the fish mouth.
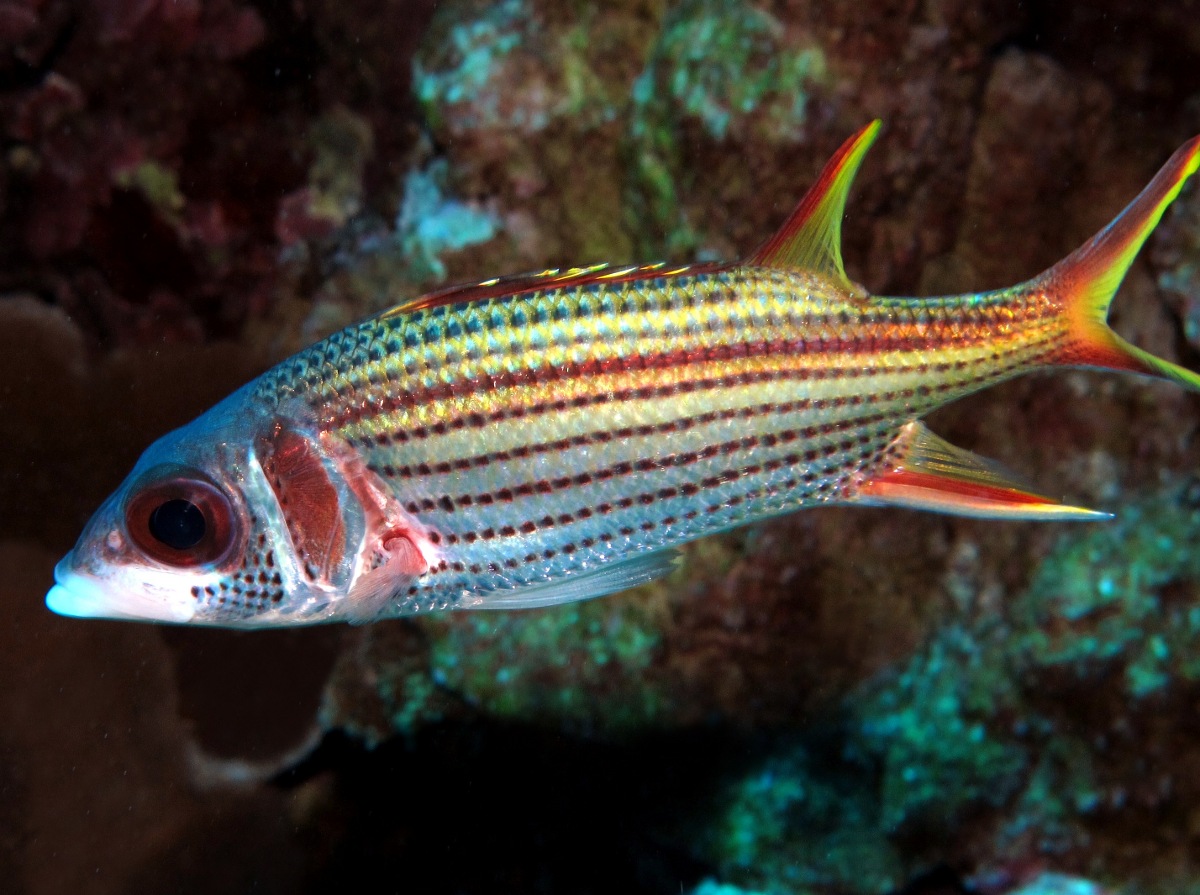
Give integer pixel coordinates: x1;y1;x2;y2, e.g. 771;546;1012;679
46;560;196;624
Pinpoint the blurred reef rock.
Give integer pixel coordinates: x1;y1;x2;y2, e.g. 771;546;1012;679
3;0;1200;892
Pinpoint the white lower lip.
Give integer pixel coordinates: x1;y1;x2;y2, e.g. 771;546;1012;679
46;565;195;624
45;582;92;618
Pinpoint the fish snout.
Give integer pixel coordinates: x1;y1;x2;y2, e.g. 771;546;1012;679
45;557;197;624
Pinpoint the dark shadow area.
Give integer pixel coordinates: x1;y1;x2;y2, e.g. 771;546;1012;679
285;724;729;895
996;0;1200;130
161;625;347;761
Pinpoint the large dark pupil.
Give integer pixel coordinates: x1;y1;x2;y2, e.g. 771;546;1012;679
148;499;206;550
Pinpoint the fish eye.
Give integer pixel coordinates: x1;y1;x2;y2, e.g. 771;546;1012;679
148;499;206;550
126;475;237;567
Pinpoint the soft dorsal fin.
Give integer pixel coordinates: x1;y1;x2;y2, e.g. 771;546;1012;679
748;119;880;288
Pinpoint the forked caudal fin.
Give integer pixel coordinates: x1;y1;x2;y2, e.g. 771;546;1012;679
1038;135;1200;391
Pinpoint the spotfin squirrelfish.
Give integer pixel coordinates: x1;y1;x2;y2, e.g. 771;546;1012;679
46;121;1200;627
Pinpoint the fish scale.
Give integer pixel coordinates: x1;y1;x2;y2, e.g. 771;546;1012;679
46;121;1200;626
247;264;1066;612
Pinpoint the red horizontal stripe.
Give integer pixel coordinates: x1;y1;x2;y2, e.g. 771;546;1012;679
323;331;1008;431
866;469;1045;505
395;409;892;514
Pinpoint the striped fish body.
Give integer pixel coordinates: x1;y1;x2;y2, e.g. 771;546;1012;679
258;265;1060;615
46;123;1200;626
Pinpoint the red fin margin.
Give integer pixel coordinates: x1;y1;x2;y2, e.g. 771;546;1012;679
854;422;1109;521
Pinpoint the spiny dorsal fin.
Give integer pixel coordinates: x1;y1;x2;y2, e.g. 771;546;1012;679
748;120;880;288
380;261;731;318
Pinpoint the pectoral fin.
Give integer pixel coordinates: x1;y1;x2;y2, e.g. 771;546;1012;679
344;533;427;624
854;422;1110;521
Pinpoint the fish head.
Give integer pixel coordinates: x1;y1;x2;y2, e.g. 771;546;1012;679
46;387;384;627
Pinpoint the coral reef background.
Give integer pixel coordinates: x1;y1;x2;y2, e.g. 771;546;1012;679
2;1;1200;893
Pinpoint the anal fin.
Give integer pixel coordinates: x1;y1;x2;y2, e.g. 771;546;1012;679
467;549;682;611
854;422;1110;521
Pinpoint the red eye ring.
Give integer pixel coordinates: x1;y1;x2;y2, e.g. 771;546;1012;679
126;476;237;568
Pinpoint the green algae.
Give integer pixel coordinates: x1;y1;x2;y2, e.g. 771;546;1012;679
408;0;656;268
556;14;625;125
317;623;458;747
1004;875;1105;895
417;584;670;735
413;0;632;136
321;544;735;745
998;734;1102;856
404;536;755;737
703;746;902;894
1011;485;1200;698
378;669;448;737
689;880;769;895
854;484;1200;882
394;159;500;282
412;0;529;132
625;0;827;255
855;484;1200;844
633;0;825;143
857;624;1028;832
